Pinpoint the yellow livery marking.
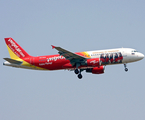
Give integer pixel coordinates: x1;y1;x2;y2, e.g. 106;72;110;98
81;52;91;58
6;45;19;59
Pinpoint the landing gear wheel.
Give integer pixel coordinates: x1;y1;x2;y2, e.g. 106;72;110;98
125;68;128;72
74;69;79;74
78;74;83;79
124;64;128;72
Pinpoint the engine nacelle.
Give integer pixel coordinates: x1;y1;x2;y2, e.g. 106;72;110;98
86;66;105;74
86;58;100;67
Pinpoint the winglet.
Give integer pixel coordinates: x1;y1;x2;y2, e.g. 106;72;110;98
51;45;56;49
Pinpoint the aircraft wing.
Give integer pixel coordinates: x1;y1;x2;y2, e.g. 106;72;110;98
51;45;86;65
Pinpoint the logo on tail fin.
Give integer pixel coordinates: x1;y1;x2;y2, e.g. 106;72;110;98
8;39;25;57
8;38;25;57
5;37;30;58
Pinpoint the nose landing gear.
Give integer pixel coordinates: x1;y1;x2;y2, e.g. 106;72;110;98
124;64;128;72
125;68;128;72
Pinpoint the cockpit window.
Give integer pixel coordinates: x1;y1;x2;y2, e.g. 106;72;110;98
132;50;138;52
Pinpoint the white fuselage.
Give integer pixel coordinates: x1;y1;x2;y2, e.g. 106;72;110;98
85;48;144;65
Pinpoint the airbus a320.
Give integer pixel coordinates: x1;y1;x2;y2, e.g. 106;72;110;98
3;38;144;79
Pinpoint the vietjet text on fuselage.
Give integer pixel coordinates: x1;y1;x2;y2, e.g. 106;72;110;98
3;37;144;79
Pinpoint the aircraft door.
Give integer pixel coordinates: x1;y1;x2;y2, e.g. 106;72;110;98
30;57;35;65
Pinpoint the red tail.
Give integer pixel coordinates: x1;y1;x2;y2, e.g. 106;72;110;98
5;37;30;58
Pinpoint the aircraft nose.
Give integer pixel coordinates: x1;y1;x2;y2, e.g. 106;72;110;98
138;53;144;60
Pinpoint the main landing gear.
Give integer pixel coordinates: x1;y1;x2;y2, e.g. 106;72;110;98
78;73;83;79
74;69;83;79
74;69;79;74
74;63;83;79
124;64;128;72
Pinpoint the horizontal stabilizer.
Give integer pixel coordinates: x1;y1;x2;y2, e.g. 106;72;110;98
3;58;23;64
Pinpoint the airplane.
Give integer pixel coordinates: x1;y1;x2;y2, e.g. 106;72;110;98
3;37;144;79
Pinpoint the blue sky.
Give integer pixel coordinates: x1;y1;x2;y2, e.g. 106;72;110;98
0;0;145;120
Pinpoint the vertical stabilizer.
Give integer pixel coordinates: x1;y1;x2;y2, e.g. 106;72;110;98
4;37;30;59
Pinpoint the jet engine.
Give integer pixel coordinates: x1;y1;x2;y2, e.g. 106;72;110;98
86;66;105;74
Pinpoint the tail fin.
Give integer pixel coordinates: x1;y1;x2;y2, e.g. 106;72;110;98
4;37;30;59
